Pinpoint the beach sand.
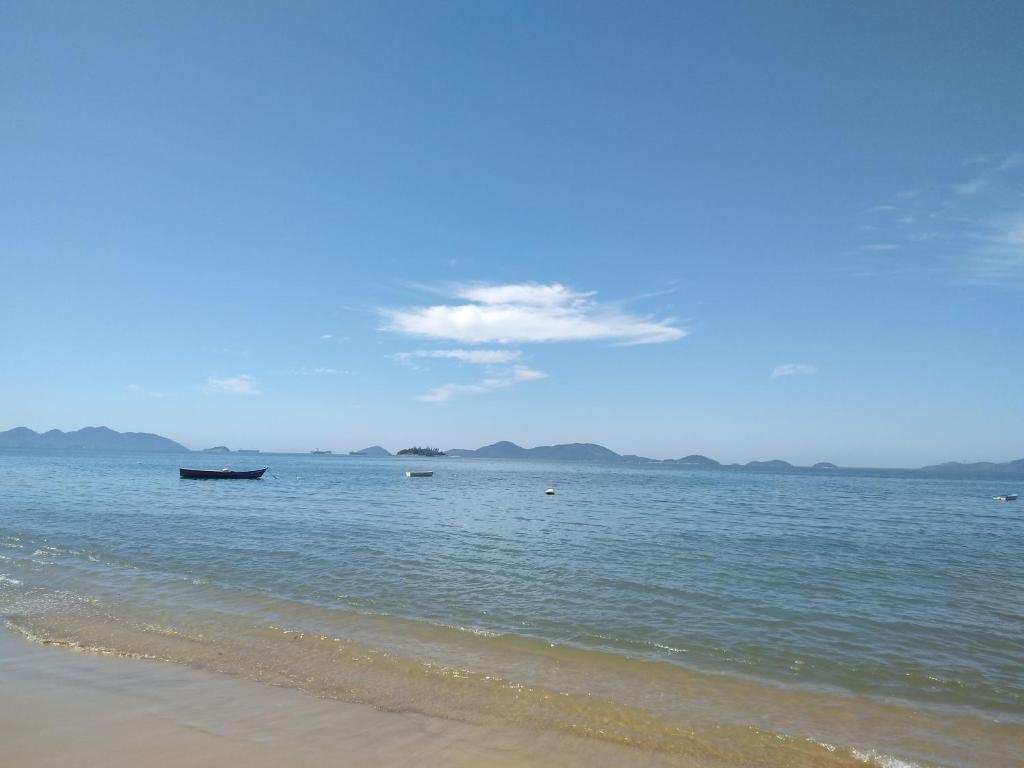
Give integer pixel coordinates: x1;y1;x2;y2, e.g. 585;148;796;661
0;630;682;768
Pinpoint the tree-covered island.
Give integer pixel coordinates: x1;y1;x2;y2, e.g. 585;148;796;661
396;446;447;457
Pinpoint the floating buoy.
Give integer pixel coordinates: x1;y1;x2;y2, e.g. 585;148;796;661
545;486;555;495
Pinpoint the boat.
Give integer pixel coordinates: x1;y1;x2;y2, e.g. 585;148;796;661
311;449;332;455
179;467;268;480
545;486;555;495
405;470;433;477
993;494;1018;501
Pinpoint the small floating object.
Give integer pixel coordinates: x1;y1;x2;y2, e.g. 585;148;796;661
406;471;433;478
993;493;1018;501
179;467;268;479
545;486;555;495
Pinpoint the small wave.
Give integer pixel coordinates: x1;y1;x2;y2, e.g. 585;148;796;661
0;574;23;585
652;642;689;654
441;623;503;638
850;748;924;768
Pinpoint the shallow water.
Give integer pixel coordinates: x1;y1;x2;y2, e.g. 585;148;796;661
1;449;1021;766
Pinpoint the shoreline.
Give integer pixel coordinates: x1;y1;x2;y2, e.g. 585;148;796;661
0;629;686;768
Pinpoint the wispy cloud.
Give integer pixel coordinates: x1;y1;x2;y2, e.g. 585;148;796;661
954;151;1023;196
396;348;523;366
964;212;1024;288
955;177;990;196
858;151;1024;287
417;365;547;403
204;374;260;395
127;383;167;399
772;363;817;378
381;282;687;345
320;333;333;340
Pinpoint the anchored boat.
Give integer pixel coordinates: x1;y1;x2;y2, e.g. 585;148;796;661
993;493;1018;501
179;467;268;480
405;471;433;478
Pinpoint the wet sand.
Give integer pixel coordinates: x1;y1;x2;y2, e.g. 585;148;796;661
0;630;684;768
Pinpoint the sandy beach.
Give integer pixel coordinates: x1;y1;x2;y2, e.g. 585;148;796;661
0;630;687;768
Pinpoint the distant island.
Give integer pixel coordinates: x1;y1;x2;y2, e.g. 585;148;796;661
0;426;188;452
397;446;446;457
447;441;619;461
3;426;1019;477
349;446;392;457
664;454;720;466
919;458;1024;477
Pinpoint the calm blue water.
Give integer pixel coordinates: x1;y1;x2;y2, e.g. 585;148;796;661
4;450;1019;716
1;448;1021;721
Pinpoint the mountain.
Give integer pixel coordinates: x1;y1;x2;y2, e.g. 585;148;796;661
448;441;529;459
529;443;621;461
0;426;188;452
745;459;794;469
664;454;720;465
812;462;839;469
349;446;391;457
919;458;1024;477
203;446;231;453
448;441;624;462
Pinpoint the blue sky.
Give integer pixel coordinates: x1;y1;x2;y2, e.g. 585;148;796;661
1;1;1022;466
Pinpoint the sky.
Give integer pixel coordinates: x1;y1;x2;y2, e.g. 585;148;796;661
1;1;1023;466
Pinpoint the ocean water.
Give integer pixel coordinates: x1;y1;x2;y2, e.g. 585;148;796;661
1;449;1021;767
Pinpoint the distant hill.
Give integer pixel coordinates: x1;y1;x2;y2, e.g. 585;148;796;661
813;462;839;469
745;459;794;469
665;454;720;466
203;446;231;453
448;441;625;462
619;454;659;463
448;441;529;459
919;458;1024;477
350;446;391;457
0;426;188;452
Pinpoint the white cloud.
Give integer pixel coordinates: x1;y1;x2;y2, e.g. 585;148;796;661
126;383;142;392
396;348;523;366
381;282;686;345
204;374;260;395
320;333;333;340
772;363;818;378
417;365;547;403
862;243;901;252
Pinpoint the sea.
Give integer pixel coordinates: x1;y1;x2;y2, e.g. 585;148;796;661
1;449;1021;767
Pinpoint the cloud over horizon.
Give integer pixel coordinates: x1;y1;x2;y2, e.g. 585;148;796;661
381;282;687;345
204;374;261;395
772;363;817;378
417;365;547;403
